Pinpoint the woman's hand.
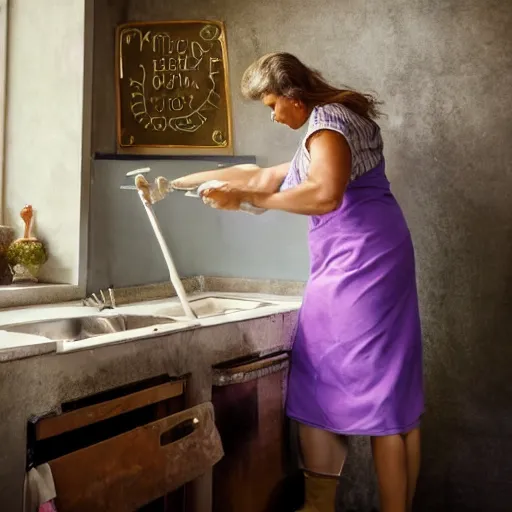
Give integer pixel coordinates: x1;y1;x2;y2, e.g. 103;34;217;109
171;177;197;191
201;184;253;211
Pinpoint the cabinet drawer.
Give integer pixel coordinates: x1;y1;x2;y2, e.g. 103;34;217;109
36;380;185;440
28;376;187;467
50;401;223;512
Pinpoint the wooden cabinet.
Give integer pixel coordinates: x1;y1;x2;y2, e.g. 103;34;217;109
27;375;223;512
212;351;302;512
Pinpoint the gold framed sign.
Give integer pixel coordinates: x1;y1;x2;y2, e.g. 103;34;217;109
115;20;233;155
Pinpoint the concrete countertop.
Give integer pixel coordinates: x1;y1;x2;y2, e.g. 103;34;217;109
0;290;302;361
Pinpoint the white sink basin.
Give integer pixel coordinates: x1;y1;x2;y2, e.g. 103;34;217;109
154;296;271;319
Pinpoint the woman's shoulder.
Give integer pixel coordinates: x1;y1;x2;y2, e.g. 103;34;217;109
309;103;364;129
307;104;341;134
310;102;344;119
307;103;382;147
315;102;377;122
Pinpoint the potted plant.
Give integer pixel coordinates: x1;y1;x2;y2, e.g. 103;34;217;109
7;205;48;283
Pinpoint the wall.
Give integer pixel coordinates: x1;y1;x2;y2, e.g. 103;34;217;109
91;1;512;511
4;0;91;286
89;0;310;292
88;156;310;292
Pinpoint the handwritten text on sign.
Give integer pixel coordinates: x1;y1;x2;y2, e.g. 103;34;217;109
117;22;231;150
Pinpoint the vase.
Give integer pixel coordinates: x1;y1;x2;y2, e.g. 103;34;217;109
11;262;42;284
7;206;48;284
8;238;47;284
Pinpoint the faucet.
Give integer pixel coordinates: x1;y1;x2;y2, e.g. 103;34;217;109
132;170;198;321
83;287;116;311
115;167;198;321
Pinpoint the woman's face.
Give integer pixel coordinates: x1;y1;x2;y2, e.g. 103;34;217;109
262;93;309;130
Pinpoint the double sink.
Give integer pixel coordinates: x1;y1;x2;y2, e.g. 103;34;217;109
1;296;273;343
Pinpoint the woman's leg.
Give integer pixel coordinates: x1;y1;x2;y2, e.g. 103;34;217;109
297;423;348;512
371;434;407;512
371;427;421;512
404;428;421;511
299;423;348;475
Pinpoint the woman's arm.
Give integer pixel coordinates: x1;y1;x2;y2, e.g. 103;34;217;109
202;131;351;216
172;162;289;191
172;164;260;189
246;161;290;193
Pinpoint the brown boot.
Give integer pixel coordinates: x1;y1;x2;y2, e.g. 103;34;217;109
297;470;339;512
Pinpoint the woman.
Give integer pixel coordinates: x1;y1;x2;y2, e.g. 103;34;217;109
149;53;424;512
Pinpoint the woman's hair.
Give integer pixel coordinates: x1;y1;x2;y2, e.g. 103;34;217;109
241;52;382;120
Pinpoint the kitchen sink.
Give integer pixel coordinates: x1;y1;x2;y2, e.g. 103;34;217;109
154;296;271;319
1;314;176;342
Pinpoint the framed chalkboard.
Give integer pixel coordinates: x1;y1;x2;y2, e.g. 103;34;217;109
115;21;233;155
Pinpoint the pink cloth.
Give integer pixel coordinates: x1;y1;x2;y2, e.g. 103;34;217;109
39;501;57;512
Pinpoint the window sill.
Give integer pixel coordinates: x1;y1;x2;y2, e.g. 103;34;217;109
0;283;82;310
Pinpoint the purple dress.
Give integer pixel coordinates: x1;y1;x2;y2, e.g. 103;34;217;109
283;104;424;435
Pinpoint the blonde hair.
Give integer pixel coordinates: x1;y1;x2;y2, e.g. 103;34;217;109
241;52;382;120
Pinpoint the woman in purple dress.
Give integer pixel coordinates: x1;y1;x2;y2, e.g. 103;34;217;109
157;53;424;512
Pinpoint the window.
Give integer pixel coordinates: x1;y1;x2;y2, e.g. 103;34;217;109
0;0;92;308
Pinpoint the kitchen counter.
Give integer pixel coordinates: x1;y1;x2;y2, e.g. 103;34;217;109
0;278;303;511
0;291;301;361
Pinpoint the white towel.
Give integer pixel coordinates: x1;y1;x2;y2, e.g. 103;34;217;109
196;180;266;215
23;464;57;512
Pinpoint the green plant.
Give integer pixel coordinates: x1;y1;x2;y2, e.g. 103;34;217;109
7;240;48;269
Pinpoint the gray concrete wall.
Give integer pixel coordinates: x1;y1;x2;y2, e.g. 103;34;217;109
89;0;310;292
88;156;309;292
90;1;512;510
